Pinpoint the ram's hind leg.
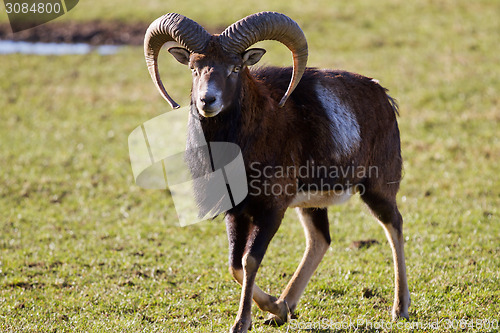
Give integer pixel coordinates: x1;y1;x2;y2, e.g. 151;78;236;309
265;207;331;326
361;190;410;320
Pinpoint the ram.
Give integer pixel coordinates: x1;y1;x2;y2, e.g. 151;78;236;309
144;11;410;333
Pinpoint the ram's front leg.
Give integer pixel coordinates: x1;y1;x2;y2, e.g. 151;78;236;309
226;214;288;322
230;210;283;333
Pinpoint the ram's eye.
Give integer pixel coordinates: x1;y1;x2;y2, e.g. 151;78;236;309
233;66;241;73
191;67;199;75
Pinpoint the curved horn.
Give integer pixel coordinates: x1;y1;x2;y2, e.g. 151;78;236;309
144;13;211;109
219;12;308;107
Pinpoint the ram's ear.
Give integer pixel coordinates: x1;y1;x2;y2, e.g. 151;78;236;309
242;48;266;66
168;47;190;65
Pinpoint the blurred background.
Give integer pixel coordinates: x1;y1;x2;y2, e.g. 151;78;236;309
1;0;499;331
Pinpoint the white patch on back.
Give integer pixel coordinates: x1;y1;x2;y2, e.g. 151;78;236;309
315;83;360;159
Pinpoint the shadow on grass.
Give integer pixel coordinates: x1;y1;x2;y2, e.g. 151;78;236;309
285;329;384;333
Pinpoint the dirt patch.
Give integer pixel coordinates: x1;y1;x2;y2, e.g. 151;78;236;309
0;21;148;45
0;20;224;45
349;239;379;250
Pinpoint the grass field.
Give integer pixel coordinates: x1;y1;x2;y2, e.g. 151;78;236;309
1;0;499;332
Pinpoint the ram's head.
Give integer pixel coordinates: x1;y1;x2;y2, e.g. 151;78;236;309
144;12;308;117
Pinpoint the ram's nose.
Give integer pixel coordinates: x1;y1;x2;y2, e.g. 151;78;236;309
200;95;217;108
197;93;222;117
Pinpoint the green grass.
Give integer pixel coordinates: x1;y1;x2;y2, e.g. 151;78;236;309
1;0;499;332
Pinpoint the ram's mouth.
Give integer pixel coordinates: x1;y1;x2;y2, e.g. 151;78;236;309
197;102;223;117
198;109;220;118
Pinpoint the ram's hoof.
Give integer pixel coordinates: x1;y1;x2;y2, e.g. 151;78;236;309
230;319;252;333
392;310;410;321
263;314;286;327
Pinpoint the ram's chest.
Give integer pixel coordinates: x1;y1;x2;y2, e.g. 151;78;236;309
289;188;354;208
